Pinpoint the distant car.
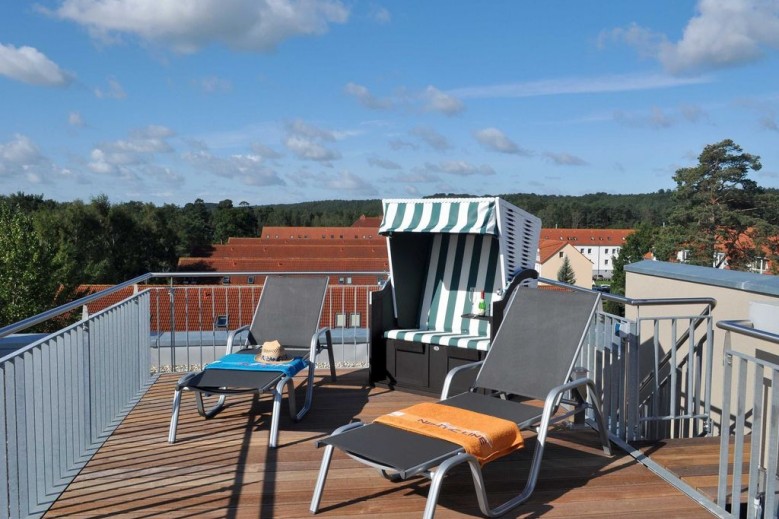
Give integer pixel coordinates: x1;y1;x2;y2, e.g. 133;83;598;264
591;285;611;293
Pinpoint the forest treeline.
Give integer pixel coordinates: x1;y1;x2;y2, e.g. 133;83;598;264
1;138;776;328
1;190;677;286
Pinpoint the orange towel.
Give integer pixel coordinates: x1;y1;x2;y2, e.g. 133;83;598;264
374;402;523;465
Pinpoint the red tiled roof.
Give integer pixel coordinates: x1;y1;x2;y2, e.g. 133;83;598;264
537;239;567;263
260;226;379;240
208;243;387;259
178;257;388;271
352;215;383;227
539;228;633;246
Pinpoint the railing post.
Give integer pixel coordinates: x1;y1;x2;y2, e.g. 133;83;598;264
168;279;175;371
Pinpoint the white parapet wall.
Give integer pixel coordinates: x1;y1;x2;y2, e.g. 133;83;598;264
625;260;779;432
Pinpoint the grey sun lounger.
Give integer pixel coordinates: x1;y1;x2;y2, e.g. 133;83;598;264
168;275;335;448
310;286;612;518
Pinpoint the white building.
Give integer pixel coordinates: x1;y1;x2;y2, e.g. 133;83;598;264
539;229;634;280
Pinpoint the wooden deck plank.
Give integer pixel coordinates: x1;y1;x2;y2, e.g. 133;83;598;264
45;371;714;518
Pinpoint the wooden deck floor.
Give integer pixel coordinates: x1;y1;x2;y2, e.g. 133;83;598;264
45;371;714;518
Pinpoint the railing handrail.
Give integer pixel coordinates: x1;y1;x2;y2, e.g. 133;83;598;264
537;277;717;310
0;270;388;340
717;319;779;345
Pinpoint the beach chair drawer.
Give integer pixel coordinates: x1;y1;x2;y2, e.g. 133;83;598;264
386;339;429;389
430;345;485;394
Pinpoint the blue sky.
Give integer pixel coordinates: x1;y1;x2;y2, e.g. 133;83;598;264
1;1;778;206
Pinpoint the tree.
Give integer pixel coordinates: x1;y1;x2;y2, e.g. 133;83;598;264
556;256;576;285
180;198;213;255
669;139;762;269
0;202;79;330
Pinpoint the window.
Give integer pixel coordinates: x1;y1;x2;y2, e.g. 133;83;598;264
587;248;592;254
604;248;609;254
350;313;361;327
214;315;229;329
558;251;564;258
222;276;231;285
751;257;769;274
335;313;346;327
247;276;255;284
604;259;609;265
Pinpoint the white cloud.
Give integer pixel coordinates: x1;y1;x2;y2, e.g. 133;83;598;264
388;138;418;151
423;86;464;116
367;156;401;170
679;104;708;123
613;107;675;128
184;145;284;186
449;72;709;99
425;160;495;176
543;152;588;166
88;125;175;176
0;43;72;86
194;75;232;93
474;128;529;155
94;77;126;99
344;82;392;110
0;134;61;184
68;111;85;127
323;170;377;194
251;142;283;159
284;119;341;162
603;0;779;74
0;134;46;171
284;136;341;162
47;0;349;53
410;126;450;151
371;6;391;24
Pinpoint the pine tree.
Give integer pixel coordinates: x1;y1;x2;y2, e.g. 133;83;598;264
557;256;576;285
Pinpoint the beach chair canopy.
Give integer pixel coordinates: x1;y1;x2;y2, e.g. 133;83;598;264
378;197;541;351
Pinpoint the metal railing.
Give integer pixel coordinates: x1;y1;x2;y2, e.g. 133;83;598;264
144;282;381;372
716;320;779;518
0;270;385;518
0;290;152;519
540;278;716;443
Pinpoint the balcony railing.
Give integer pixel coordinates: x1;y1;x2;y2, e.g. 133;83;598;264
716;320;779;518
540;277;716;444
0;271;384;519
0;290;152;518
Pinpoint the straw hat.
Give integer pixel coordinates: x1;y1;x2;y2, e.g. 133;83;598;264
255;340;291;364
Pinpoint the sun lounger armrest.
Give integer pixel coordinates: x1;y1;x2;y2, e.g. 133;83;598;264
312;327;333;357
175;371;201;390
226;324;250;356
441;360;484;399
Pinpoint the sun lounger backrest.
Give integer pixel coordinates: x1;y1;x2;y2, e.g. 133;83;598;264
248;276;329;349
475;288;600;399
419;233;500;335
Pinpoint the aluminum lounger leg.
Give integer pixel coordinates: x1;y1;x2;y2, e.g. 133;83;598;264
310;444;335;514
269;377;295;448
424;454;484;519
269;382;283;448
310;422;366;514
168;388;182;443
197;393;227;418
298;361;317;421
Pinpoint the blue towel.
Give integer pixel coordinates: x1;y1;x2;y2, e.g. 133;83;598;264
205;353;308;377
